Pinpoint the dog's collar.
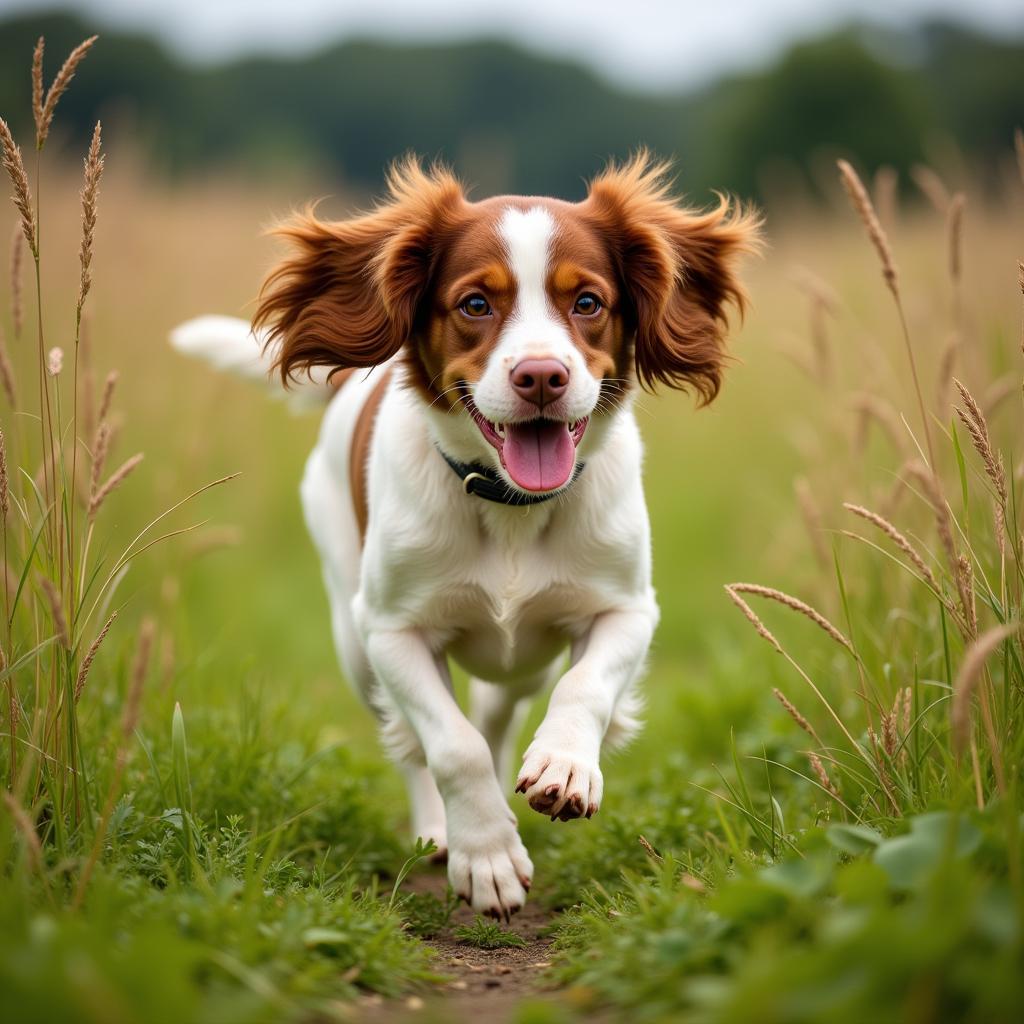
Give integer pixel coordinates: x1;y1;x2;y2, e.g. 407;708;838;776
438;448;584;507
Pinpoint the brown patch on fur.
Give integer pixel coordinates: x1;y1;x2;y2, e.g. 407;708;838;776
544;232;626;387
349;368;393;541
583;151;762;403
404;198;525;409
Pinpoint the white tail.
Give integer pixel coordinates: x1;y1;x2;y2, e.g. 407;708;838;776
170;315;330;407
169;315;276;381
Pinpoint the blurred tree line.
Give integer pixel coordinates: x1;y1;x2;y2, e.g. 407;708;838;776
0;10;1020;201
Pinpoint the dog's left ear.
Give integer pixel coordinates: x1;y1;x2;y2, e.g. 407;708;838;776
586;152;762;404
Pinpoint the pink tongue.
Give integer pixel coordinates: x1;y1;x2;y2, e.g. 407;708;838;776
502;421;575;491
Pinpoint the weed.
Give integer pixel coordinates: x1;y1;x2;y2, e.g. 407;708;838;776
400;886;460;939
453;915;528;950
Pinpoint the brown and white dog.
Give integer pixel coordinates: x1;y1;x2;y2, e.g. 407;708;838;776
172;153;758;918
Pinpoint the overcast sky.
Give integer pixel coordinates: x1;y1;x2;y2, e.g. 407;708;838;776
4;0;1022;89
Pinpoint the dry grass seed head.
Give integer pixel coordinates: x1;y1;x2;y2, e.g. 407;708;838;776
953;377;1007;505
842;502;939;590
837;159;898;297
728;582;853;652
97;370;118;426
724;585;782;653
36;35;98;150
951;623;1021;755
773;687;823;746
955;554;978;638
0;118;36;254
0;426;8;517
74;610;117;702
47;347;63;377
808;752;840;799
882;697;899;758
78;122;103;317
88;453;143;522
89;420;111;495
31;37;45;135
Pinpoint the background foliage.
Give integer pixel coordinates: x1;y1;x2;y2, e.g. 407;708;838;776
0;11;1021;199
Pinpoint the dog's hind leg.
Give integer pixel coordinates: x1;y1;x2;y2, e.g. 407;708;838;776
401;763;447;856
470;666;556;789
303;438;447;851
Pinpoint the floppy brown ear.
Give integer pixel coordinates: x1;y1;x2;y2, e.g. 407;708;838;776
586;152;762;403
254;158;465;384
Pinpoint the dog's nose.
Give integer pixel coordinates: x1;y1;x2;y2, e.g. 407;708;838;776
510;359;569;409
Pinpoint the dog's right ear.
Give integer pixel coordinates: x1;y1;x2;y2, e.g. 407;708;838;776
255;158;465;385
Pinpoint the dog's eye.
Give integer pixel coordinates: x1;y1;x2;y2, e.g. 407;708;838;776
460;295;491;318
573;293;601;316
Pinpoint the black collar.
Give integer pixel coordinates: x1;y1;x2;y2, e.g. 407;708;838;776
438;448;584;507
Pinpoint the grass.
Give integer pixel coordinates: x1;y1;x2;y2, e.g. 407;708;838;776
453;916;529;950
1;33;1023;1024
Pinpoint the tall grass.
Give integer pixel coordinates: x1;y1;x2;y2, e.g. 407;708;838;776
725;155;1024;838
0;35;231;888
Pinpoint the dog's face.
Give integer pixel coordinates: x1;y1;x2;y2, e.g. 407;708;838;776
256;154;759;494
412;199;625;492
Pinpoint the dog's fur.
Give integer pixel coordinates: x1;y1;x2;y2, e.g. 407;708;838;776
172;153;758;919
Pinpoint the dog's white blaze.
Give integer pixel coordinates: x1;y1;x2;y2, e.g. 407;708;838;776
500;205;557;328
470;205;599;424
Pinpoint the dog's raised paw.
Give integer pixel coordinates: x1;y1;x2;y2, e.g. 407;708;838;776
515;751;603;821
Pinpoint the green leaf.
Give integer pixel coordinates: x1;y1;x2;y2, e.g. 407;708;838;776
873;812;981;889
760;855;833;898
171;702;193;817
908;812;981;857
826;822;884;855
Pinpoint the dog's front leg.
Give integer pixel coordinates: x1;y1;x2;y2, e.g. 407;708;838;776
516;605;657;820
362;626;533;919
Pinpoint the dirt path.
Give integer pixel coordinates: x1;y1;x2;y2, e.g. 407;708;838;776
356;867;563;1022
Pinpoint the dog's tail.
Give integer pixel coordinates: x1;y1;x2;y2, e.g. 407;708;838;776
170;315;331;406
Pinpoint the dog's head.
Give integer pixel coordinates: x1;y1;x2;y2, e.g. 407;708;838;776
255;153;760;494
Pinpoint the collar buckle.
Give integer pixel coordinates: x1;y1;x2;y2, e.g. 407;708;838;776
461;471;489;496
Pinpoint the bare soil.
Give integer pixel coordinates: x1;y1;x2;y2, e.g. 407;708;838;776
354;867;564;1023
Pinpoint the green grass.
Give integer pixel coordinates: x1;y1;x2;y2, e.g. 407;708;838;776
2;35;1023;1024
452;916;528;950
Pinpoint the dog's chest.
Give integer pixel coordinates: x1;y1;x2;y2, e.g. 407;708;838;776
425;542;601;681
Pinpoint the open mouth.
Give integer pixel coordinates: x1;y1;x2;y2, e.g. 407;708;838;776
464;397;589;492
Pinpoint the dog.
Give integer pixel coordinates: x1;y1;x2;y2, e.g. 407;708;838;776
171;152;757;919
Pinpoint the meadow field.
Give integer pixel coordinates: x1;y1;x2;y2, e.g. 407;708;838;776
1;55;1023;1022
